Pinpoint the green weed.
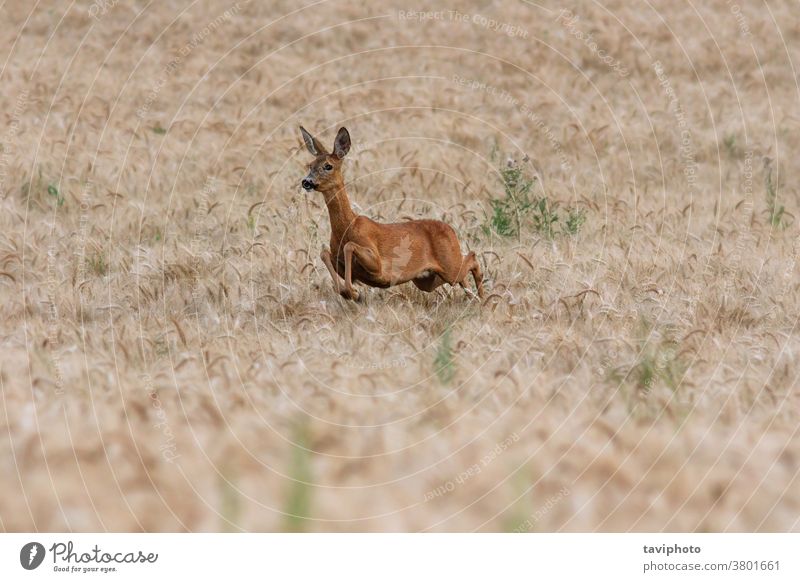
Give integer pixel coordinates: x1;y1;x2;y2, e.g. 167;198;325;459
765;163;786;228
610;321;686;418
283;419;313;532
434;326;456;384
532;197;559;239
47;183;65;207
218;467;241;532
483;160;586;239
564;207;587;236
723;134;737;157
86;251;108;276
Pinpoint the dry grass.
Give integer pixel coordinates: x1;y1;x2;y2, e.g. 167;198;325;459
1;0;799;532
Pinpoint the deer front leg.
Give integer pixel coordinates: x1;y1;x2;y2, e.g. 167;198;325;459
320;248;346;296
343;241;381;301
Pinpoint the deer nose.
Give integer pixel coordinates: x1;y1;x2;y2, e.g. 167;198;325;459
301;178;314;191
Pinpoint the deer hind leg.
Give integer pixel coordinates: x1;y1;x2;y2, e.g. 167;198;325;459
432;249;480;297
456;252;485;299
343;241;381;301
320;248;346;296
468;252;486;298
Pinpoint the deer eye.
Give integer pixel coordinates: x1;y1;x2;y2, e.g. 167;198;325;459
324;163;333;171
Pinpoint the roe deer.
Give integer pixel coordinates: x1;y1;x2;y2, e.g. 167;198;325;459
299;126;485;302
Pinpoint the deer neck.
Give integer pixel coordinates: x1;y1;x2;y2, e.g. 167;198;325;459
321;178;356;241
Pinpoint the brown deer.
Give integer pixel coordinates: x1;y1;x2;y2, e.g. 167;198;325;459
299;126;485;302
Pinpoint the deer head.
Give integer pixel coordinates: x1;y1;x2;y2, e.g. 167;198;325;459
299;126;351;193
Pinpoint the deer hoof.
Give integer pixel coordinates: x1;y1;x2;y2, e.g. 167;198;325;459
341;287;360;301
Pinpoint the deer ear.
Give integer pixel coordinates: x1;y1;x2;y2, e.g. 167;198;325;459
333;127;351;159
299;126;327;156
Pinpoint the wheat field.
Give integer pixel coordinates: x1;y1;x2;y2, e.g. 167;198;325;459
0;0;799;532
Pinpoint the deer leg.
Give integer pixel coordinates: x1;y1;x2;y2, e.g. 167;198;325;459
320;248;346;296
455;252;485;299
343;241;381;301
467;252;486;299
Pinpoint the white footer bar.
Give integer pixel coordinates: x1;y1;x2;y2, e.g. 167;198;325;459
1;533;797;581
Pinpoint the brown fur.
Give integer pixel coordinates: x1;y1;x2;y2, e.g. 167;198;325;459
300;126;485;302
